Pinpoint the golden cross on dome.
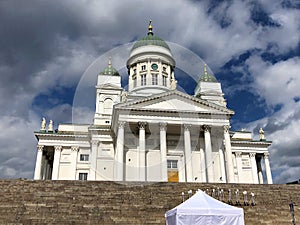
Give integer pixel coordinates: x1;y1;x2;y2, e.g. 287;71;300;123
148;19;153;35
204;64;208;75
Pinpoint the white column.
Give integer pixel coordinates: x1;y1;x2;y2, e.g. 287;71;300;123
257;157;264;184
114;121;125;181
219;149;226;183
89;140;98;180
45;162;50;180
204;125;214;182
34;145;44;180
184;124;193;182
70;146;79;180
250;153;259;184
235;152;242;183
51;145;62;180
264;153;273;184
139;122;146;181
224;125;235;183
160;122;168;182
200;148;207;182
41;155;46;180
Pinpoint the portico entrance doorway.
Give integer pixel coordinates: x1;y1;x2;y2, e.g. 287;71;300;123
167;160;179;182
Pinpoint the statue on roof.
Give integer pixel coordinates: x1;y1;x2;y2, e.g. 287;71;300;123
259;128;265;140
121;91;128;103
48;120;53;132
41;117;46;131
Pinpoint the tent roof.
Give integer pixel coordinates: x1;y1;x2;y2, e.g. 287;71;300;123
166;189;244;216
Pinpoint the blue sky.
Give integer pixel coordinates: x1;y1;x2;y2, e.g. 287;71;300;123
0;0;299;183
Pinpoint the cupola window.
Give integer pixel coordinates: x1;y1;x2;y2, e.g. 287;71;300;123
141;65;146;71
162;75;167;87
152;74;158;85
141;74;147;86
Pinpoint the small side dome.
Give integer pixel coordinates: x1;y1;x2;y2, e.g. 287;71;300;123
99;58;120;76
199;64;217;82
131;20;171;51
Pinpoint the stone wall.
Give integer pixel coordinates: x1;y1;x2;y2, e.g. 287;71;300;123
0;180;299;224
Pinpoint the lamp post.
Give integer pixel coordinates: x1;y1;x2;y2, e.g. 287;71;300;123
188;190;192;198
289;201;296;225
235;189;240;206
243;191;248;206
251;192;256;206
228;189;232;205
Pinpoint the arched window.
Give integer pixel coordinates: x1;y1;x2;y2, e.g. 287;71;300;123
103;98;113;114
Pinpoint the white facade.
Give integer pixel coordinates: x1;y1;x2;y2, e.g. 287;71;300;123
34;22;273;184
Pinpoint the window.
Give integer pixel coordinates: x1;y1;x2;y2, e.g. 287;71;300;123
79;173;88;180
80;154;89;161
163;66;167;72
167;160;178;169
162;75;167;86
103;98;113;114
133;68;136;75
141;65;146;71
152;74;158;85
141;74;146;86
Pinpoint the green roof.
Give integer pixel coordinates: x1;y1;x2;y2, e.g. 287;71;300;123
199;65;218;83
132;33;170;51
99;59;120;76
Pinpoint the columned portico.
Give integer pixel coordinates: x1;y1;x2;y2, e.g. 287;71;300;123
71;146;79;180
235;152;242;183
200;148;207;182
257;157;264;184
160;122;168;181
138;122;146;181
52;145;62;180
250;153;259;184
34;145;44;180
183;124;193;182
224;125;234;183
89;140;98;180
203;125;214;182
264;153;273;184
219;149;226;183
114;121;126;181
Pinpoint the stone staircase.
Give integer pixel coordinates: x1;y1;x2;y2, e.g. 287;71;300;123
0;179;299;224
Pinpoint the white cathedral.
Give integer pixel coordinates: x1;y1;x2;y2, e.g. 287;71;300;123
34;21;273;184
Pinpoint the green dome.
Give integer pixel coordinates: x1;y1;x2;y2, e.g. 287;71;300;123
132;33;170;51
199;65;218;82
100;59;120;76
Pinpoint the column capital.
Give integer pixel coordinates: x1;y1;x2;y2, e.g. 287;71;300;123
203;125;211;133
138;121;147;129
235;152;242;157
54;145;62;152
37;145;44;152
118;121;126;129
250;152;256;158
184;124;192;131
224;125;230;133
159;122;167;131
71;146;79;152
91;140;99;146
264;152;270;159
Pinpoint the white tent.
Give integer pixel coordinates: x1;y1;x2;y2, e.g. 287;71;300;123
165;190;244;225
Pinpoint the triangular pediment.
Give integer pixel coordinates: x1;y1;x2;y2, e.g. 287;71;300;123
96;83;122;90
116;90;234;115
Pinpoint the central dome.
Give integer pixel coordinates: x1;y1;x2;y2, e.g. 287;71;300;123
131;33;171;51
131;20;170;52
